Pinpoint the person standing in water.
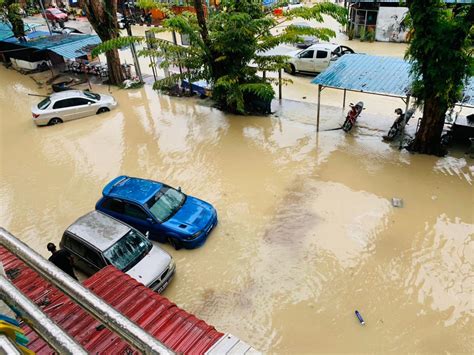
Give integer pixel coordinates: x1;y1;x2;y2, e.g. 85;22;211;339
46;242;78;280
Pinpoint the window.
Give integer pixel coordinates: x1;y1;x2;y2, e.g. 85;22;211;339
37;97;51;110
102;198;125;213
83;91;100;101
316;50;328;59
53;98;76;109
103;230;151;272
147;186;185;222
299;50;314;59
71;98;93;106
124;203;148;220
82;245;106;268
64;234;86;257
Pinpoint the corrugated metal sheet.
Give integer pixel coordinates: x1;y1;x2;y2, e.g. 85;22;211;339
312;54;474;106
312;54;412;97
0;247;224;354
1;33;101;59
47;35;101;59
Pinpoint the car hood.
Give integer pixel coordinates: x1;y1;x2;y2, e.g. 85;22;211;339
99;94;116;104
287;49;302;58
163;196;215;234
126;243;171;287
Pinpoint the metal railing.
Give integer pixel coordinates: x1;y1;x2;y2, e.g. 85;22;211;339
0;227;174;355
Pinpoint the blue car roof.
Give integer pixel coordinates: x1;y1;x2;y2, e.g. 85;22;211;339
102;176;163;205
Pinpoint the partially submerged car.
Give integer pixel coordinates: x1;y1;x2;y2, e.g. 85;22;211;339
286;43;355;74
96;176;218;250
60;210;175;293
31;90;117;126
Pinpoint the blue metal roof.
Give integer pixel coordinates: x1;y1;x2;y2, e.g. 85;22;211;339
2;33;101;59
312;54;412;97
0;22;41;41
103;176;163;204
312;54;474;106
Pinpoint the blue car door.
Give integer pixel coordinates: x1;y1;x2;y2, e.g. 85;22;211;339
122;202;154;236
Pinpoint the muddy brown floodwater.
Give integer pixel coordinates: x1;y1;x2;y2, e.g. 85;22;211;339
0;55;473;354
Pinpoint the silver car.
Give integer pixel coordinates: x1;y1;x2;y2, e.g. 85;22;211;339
31;90;117;126
60;211;175;293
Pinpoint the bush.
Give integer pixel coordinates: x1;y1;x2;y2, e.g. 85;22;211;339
366;27;375;42
359;26;366;41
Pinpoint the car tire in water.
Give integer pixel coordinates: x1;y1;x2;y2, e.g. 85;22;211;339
97;107;110;114
168;237;181;250
48;117;63;126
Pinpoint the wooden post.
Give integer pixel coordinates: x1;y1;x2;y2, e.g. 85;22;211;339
263;70;266;80
317;85;322;132
342;89;346;109
278;68;282;100
399;94;411;150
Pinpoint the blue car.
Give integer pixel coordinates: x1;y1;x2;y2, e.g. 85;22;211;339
95;176;217;249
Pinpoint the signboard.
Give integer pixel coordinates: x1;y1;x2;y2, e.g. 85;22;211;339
375;7;409;42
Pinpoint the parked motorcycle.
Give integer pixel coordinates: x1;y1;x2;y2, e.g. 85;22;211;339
383;107;416;141
342;102;364;132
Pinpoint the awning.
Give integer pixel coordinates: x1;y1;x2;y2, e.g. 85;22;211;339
1;33;101;59
312;53;473;106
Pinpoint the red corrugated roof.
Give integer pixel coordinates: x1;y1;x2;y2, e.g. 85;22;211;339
0;247;224;354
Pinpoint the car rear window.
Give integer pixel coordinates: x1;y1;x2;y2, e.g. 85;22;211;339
37;97;51;110
83;91;100;100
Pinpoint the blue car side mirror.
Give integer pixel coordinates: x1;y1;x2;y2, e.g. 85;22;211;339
146;218;155;224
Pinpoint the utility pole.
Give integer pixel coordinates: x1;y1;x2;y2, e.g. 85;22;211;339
38;0;52;35
121;3;143;83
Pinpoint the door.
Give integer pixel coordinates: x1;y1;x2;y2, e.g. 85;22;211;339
52;98;78;121
70;97;97;118
122;202;155;236
62;234;105;275
314;50;330;72
296;50;315;72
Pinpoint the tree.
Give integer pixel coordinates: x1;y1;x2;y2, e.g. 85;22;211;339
93;0;347;114
405;0;473;155
80;0;124;85
0;0;26;40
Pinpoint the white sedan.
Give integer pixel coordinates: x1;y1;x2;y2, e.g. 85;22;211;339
31;90;117;126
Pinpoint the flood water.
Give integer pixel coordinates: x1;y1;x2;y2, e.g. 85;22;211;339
1;42;473;353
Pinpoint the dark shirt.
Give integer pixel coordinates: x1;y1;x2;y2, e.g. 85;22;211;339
48;250;78;280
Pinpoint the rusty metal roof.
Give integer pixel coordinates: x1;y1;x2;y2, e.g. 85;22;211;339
0;247;224;354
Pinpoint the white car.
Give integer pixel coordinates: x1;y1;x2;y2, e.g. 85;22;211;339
286;43;354;74
31;90;117;126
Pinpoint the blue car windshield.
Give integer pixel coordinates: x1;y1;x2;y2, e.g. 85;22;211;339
103;230;151;272
147;186;185;222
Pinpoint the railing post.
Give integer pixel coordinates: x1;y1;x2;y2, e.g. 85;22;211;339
0;228;174;355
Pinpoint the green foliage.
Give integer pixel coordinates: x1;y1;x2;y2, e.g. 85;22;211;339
406;0;473;109
366;27;375;42
0;0;25;38
100;0;347;114
359;26;366;42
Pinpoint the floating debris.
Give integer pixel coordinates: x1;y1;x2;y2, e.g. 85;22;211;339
355;310;365;325
391;198;404;208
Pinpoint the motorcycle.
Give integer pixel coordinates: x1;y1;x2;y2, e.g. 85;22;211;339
383;107;416;141
342;101;364;132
